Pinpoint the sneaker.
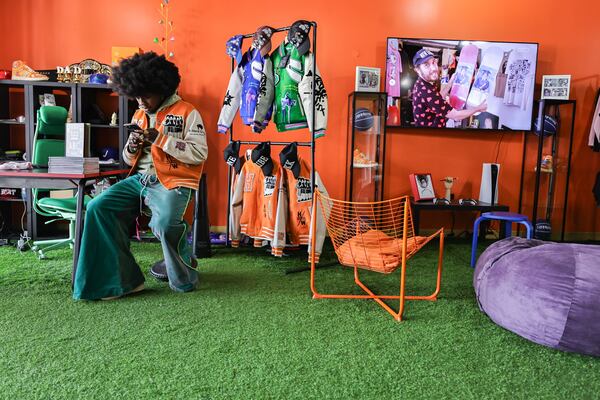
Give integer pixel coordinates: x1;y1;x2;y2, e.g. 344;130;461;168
101;283;145;300
149;258;197;282
11;60;48;81
353;148;377;167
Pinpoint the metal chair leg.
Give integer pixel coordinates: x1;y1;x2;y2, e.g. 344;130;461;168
471;217;484;268
523;221;533;239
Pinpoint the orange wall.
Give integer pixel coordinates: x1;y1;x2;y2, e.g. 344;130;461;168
1;0;599;238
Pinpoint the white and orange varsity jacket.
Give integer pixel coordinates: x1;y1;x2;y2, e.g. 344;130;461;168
282;157;327;263
229;151;286;255
123;97;208;190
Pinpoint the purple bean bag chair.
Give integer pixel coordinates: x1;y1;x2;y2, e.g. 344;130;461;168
474;237;600;357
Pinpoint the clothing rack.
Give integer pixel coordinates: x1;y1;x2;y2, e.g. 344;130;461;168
224;21;319;248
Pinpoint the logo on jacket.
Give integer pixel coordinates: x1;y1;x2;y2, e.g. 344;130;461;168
163;114;184;134
244;173;255;193
223;91;234;106
264;176;276;197
297;211;307;227
254;155;269;168
296;177;312;203
175;141;187;151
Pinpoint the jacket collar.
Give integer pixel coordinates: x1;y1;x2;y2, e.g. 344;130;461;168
148;93;181;116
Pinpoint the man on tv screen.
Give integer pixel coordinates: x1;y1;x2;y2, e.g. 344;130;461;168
411;48;487;128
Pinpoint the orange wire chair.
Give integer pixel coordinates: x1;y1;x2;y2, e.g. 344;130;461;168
310;190;444;321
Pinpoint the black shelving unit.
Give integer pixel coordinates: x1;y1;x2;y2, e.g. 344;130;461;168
518;99;576;241
0;81;29;240
346;91;387;202
0;79;132;239
77;82;135;168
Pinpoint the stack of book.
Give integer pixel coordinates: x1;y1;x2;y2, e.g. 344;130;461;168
48;157;100;174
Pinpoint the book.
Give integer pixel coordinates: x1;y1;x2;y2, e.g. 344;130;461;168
65;123;91;158
48;157;99;174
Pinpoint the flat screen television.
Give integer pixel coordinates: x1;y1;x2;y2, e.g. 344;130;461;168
385;38;538;131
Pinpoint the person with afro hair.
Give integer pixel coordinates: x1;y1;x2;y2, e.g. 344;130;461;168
73;52;208;300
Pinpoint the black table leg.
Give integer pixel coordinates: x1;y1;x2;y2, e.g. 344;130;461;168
413;208;420;235
72;179;86;288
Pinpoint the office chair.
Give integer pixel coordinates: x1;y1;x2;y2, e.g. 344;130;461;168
31;105;91;259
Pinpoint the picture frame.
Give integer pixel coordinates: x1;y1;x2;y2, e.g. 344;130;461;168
355;66;381;92
409;173;435;201
541;74;571;100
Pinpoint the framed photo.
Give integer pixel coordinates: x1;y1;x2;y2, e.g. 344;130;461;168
355;66;381;92
541;75;571;100
409;173;435;201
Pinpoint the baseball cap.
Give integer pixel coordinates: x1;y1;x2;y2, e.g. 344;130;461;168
413;48;436;67
279;142;300;179
99;146;118;161
288;20;311;56
223;141;244;174
253;26;274;56
89;73;109;84
251;142;274;176
226;34;244;64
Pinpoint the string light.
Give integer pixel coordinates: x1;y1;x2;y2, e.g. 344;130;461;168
155;0;175;58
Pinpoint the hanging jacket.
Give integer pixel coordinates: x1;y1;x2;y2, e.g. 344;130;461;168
265;41;328;137
502;49;534;111
282;157;328;263
123;97;208;190
218;48;274;134
589;91;600;151
229;151;286;255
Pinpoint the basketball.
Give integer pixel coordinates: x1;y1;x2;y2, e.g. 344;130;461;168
534;219;552;240
354;108;374;131
534;115;558;136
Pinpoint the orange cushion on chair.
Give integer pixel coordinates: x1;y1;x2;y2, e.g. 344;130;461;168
336;230;426;274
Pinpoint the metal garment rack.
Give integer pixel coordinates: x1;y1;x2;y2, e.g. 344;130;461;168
225;22;319;247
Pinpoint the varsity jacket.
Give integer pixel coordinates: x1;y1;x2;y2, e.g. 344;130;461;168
218;48;274;133
264;41;328;137
589;92;600;151
229;151;286;255
283;158;328;263
123;97;208;190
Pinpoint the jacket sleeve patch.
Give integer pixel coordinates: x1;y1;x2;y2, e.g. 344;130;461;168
175;141;187;151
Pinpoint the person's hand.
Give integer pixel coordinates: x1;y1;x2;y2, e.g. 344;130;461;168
447;72;457;85
126;131;144;153
477;100;488;113
440;73;456;98
144;128;159;143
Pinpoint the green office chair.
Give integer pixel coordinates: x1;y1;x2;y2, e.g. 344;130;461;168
31;105;91;259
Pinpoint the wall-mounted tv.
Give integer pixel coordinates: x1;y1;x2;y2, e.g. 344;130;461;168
385;38;538;131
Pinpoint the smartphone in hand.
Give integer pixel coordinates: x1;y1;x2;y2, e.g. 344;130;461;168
124;123;141;132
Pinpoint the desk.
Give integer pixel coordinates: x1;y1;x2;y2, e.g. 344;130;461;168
0;168;129;285
410;199;509;236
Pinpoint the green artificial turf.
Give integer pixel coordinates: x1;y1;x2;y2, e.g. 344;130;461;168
0;240;598;399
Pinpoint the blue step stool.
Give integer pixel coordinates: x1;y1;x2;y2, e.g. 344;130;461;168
471;211;533;268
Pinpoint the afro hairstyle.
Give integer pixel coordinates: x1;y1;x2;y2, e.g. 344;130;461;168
110;52;181;98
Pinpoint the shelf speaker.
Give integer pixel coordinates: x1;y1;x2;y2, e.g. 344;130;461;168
192;174;211;258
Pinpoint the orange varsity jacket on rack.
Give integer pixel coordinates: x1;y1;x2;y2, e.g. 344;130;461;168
229;150;286;255
123;96;208;190
229;151;327;263
282;157;327;263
